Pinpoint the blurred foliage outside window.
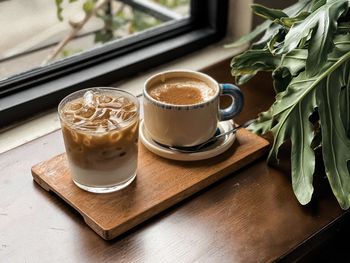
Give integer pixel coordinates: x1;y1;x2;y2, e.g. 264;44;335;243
0;0;190;80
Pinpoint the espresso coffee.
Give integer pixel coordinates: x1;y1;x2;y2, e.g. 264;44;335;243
59;89;139;191
148;77;215;105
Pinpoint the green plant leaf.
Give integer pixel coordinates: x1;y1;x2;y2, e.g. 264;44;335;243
83;0;95;14
55;0;64;21
311;0;327;12
280;49;308;75
277;0;349;76
279;11;310;28
129;11;161;33
272;49;308;92
225;0;313;49
231;0;350;209
55;0;78;21
231;48;307;86
337;22;350;34
311;126;322;150
267;29;285;54
248;42;350;206
316;60;350;209
253;0;313;49
272;67;292;93
339;61;350;135
285;0;313;14
249;71;317;204
344;76;350;138
230;49;280;85
251;4;288;21
94;30;114;43
252;23;282;50
275;89;316;204
225;21;270;49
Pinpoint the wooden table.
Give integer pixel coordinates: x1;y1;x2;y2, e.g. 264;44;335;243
0;60;347;262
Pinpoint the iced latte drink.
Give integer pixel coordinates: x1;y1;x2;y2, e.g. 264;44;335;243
58;88;139;193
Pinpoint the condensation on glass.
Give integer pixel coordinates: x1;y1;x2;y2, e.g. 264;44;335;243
0;0;190;80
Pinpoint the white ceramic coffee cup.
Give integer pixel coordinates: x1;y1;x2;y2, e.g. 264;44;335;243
143;70;244;147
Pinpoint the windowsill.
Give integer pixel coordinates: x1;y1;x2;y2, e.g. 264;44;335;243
0;39;247;154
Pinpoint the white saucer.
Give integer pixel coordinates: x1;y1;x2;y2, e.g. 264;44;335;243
139;119;236;161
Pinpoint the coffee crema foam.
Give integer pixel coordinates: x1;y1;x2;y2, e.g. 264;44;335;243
148;77;215;105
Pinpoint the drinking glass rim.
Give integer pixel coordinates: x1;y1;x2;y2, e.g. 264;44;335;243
143;69;220;107
58;87;139;133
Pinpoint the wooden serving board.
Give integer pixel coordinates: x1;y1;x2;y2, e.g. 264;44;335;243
31;129;269;240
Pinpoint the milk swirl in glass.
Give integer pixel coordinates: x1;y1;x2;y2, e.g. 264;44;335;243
58;88;139;193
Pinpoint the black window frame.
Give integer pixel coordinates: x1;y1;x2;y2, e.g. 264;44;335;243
0;0;229;128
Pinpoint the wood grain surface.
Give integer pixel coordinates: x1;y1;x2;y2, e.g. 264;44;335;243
0;60;346;263
31;129;269;240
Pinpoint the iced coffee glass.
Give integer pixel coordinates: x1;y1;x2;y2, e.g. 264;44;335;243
58;88;139;193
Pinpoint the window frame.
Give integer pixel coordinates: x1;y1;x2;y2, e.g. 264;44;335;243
0;0;229;128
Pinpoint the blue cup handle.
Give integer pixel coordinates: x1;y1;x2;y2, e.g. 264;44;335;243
219;83;244;121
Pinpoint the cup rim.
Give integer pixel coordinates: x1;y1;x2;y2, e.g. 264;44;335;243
143;69;220;107
58;87;139;133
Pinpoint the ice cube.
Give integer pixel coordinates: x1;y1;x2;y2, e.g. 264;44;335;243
96;125;106;133
98;95;113;104
121;111;136;121
108;116;120;126
93;108;110;120
122;103;136;112
107;120;117;130
114;102;124;108
116;97;130;106
76;106;96;119
107;102;123;109
68;102;83;111
99;119;108;128
83;91;96;107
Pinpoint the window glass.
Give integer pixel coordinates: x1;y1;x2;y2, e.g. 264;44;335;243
0;0;190;80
